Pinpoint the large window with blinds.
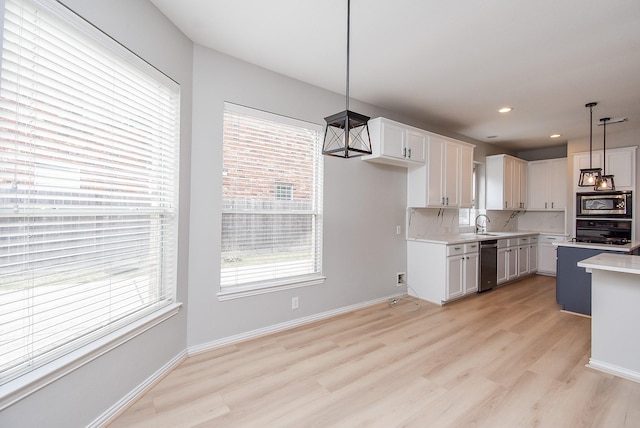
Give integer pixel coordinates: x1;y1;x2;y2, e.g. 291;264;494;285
0;0;180;385
220;104;323;297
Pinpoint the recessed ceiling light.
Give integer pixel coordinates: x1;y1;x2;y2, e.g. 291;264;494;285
550;134;561;138
498;107;513;113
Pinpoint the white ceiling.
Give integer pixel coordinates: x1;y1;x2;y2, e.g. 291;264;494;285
150;0;640;151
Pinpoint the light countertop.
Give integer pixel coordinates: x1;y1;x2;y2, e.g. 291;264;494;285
578;253;640;275
407;231;543;245
554;240;640;253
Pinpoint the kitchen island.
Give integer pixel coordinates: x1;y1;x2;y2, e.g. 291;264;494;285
578;253;640;383
554;241;640;315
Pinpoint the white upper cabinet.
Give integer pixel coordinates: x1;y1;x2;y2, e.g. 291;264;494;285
573;146;636;192
606;148;635;190
527;158;567;210
486;154;528;210
459;145;474;208
408;134;475;208
362;117;426;167
406;128;427;163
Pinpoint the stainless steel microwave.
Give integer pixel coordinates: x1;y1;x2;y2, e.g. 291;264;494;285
576;191;632;218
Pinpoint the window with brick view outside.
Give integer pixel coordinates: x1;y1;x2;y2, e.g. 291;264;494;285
220;106;322;289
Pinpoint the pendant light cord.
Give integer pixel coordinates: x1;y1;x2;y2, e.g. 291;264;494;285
345;0;351;112
601;117;609;175
589;104;593;168
586;102;597;168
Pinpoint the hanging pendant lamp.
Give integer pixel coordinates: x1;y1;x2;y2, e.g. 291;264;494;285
578;102;602;187
594;117;615;190
322;0;372;158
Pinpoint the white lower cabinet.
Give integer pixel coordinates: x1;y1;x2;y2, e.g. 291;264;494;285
517;242;529;276
538;234;565;275
498;239;518;285
407;240;478;305
448;250;479;300
528;236;538;273
498;236;537;285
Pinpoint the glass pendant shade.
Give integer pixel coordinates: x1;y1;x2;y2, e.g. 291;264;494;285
594;175;615;191
322;110;372;158
578;168;601;187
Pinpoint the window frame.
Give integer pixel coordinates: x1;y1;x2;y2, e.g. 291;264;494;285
218;103;325;301
0;0;181;405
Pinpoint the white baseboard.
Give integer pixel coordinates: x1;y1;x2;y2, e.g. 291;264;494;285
90;350;188;428
187;294;397;356
587;359;640;384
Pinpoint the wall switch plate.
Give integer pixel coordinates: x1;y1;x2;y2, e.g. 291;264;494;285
291;296;299;309
396;225;401;235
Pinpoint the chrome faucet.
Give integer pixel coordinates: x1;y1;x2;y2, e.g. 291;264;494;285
475;214;490;234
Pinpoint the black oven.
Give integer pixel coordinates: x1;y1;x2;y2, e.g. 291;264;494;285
575;219;632;245
576;191;632;218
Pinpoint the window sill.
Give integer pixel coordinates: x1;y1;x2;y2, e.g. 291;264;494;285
218;275;326;301
0;302;182;411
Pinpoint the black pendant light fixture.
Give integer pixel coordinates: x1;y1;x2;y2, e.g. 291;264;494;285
578;102;602;187
594;117;615;191
322;0;372;158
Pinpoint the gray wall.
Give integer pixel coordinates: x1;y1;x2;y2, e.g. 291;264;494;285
0;1;193;427
517;145;568;161
187;45;409;347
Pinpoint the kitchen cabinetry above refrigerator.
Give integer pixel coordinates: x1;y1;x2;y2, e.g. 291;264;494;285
486;154;528;210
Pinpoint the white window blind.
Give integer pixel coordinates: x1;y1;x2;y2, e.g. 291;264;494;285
0;0;180;384
221;104;323;292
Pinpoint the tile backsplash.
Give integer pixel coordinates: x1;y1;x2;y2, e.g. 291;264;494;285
407;208;460;238
407;207;567;238
516;210;566;233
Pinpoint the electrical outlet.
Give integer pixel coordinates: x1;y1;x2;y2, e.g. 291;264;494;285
396;272;406;287
291;296;299;310
396;225;401;235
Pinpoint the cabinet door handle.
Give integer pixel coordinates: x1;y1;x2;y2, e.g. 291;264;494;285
545;202;547;209
504;201;507;208
442;197;445;205
408;148;412;158
551;202;554;209
403;147;407;157
446;197;449;205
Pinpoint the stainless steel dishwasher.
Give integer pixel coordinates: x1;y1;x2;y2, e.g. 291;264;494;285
479;240;498;292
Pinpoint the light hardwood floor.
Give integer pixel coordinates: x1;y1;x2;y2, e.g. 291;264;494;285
108;275;640;427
